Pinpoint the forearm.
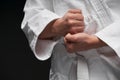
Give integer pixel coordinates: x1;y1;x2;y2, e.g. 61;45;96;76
90;35;108;49
38;9;85;40
38;19;58;40
64;33;108;53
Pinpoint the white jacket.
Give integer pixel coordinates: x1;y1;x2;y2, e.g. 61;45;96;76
21;0;120;80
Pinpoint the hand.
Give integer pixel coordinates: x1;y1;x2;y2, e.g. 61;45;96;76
52;9;85;37
64;33;107;53
39;9;85;40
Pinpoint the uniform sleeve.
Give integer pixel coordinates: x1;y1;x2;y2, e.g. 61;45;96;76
95;19;120;57
21;0;60;60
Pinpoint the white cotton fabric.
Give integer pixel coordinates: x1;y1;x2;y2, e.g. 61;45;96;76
21;0;120;80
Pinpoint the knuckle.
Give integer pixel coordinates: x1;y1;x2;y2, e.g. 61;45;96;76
80;15;84;20
65;14;72;21
68;9;75;12
67;20;73;25
68;9;82;14
67;14;72;19
69;27;76;33
80;21;85;26
73;36;78;41
68;9;73;12
81;26;85;29
79;26;85;32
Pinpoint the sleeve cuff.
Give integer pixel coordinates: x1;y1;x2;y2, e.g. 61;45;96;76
27;9;60;36
95;20;120;57
22;9;60;60
34;39;58;61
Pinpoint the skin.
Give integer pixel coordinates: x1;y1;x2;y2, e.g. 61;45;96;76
38;9;107;53
39;9;84;39
64;33;107;53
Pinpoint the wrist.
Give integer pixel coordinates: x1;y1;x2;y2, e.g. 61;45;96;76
90;35;107;48
38;19;61;40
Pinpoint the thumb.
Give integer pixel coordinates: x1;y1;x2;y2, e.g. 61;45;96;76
65;33;76;43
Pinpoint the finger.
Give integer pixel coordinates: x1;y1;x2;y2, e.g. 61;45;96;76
65;33;78;43
65;42;75;53
67;20;85;26
69;26;85;34
64;36;74;53
67;13;84;21
68;9;82;14
66;44;74;53
65;42;80;53
72;14;84;21
64;33;72;42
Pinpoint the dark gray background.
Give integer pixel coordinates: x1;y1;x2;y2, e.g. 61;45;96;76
0;0;51;80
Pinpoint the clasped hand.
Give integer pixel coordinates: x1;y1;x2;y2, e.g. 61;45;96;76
61;9;106;53
39;9;106;53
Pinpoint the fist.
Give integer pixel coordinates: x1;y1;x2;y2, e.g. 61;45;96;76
52;9;85;37
64;33;100;53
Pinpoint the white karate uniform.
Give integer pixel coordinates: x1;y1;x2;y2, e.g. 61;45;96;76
21;0;120;80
